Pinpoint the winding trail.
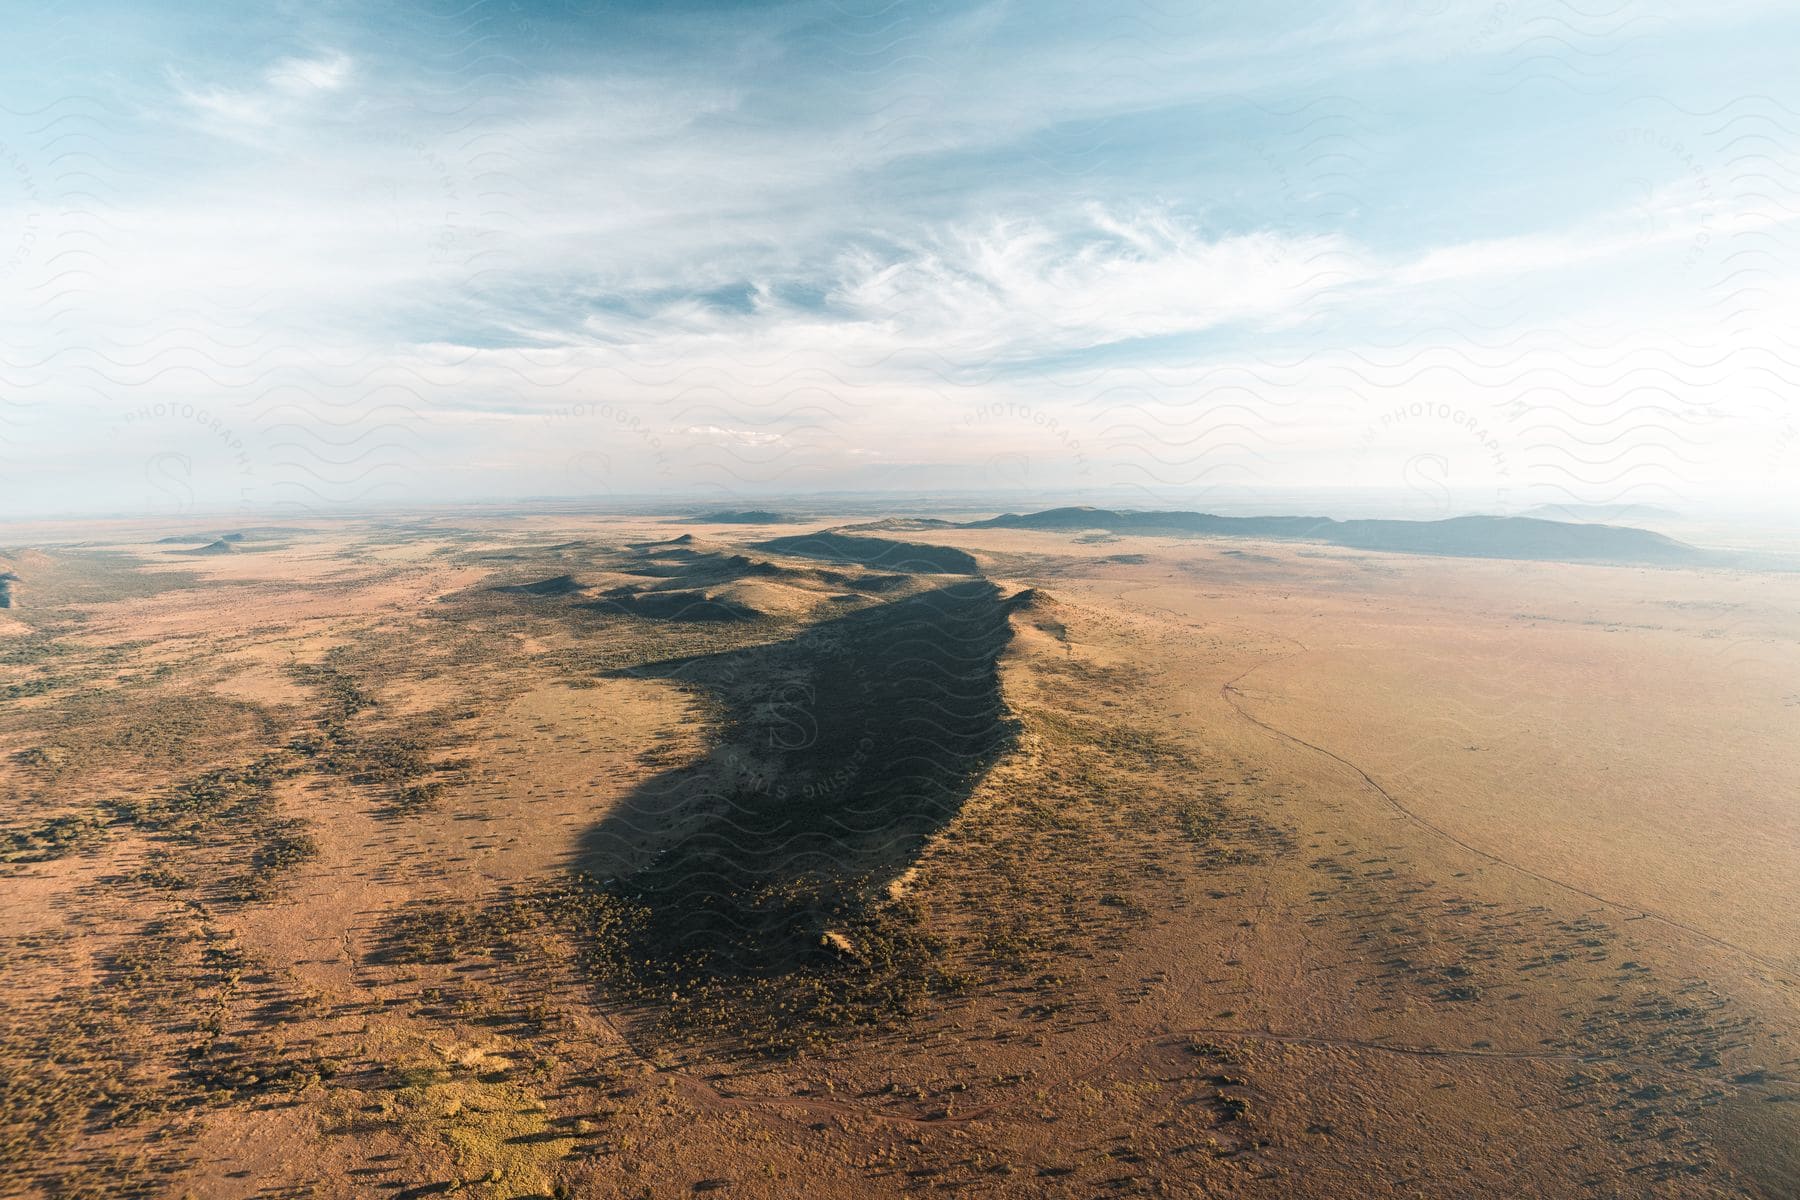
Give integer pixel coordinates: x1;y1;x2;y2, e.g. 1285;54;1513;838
1217;640;1799;985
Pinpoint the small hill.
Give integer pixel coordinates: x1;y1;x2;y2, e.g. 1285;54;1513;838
713;578;849;621
840;517;957;532
172;539;238;557
963;508;1704;566
1002;586;1046;613
155;531;252;545
617;550;774;583
491;575;589;597
752;532;979;575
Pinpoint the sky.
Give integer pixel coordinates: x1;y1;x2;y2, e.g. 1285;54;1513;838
2;0;1798;521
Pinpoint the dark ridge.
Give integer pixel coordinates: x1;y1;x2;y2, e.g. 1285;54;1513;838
0;572;16;609
964;507;1705;566
490;574;588;597
581;580;1016;976
580;587;761;622
679;510;799;525
753;531;979;575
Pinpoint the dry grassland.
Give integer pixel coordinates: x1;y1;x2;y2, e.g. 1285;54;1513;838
0;515;1794;1198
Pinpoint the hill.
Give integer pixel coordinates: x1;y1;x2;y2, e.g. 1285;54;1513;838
964;507;1704;565
171;539;239;557
752;531;979;575
490;574;589;597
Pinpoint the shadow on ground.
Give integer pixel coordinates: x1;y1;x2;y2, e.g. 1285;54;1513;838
578;580;1020;978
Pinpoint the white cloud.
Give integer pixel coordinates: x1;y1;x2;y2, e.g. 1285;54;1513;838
171;50;353;130
265;52;353;97
683;425;785;446
826;211;1364;360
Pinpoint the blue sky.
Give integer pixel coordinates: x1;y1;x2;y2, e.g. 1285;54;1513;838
2;0;1797;519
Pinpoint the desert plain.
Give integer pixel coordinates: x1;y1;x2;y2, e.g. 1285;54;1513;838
1;510;1796;1199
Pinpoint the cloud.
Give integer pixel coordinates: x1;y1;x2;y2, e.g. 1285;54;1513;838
683;425;785;446
265;52;353;97
171;50;353;130
826;209;1364;361
8;0;1800;516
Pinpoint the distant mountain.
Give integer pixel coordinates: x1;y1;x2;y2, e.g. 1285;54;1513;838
840;517;958;532
680;510;800;525
962;507;1705;566
753;532;979;575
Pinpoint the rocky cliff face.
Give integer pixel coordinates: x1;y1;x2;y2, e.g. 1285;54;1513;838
0;571;17;608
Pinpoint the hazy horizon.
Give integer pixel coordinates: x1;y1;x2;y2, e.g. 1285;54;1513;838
8;484;1798;538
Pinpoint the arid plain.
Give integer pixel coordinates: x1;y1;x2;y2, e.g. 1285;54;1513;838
2;512;1796;1199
